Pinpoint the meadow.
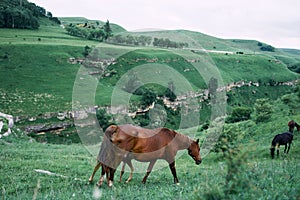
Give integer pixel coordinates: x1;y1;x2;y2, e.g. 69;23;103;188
1;112;300;199
1;17;300;200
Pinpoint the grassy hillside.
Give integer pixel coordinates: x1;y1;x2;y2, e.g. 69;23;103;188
1;21;299;118
0;14;300;200
1;107;299;199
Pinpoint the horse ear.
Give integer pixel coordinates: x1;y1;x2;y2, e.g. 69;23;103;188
196;139;199;144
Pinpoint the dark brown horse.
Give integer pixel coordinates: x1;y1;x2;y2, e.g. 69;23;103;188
89;124;202;186
270;120;299;159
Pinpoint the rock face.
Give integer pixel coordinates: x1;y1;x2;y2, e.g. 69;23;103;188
25;123;73;133
0;112;14;138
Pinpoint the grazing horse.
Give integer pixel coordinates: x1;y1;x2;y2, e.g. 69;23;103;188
270;120;299;159
90;124;202;186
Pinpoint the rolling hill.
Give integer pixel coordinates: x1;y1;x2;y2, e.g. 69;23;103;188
0;16;299;117
0;4;300;199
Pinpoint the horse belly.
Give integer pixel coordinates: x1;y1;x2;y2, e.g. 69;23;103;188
131;149;165;162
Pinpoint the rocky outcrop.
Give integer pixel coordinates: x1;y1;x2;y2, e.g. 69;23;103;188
0;112;14;138
25;123;73;133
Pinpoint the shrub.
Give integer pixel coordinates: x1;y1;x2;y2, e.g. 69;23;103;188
260;45;275;52
213;124;239;154
254;98;273;123
96;108;114;131
226;107;252;123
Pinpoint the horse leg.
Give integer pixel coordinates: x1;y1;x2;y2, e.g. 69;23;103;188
284;144;287;154
169;161;179;185
125;159;134;183
89;161;101;183
119;161;126;182
286;142;291;154
108;168;116;187
142;160;156;184
276;144;280;158
96;164;107;187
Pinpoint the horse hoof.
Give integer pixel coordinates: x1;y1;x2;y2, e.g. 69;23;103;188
108;181;113;187
96;181;103;187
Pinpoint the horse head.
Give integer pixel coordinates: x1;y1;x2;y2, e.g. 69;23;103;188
270;146;275;159
188;139;202;165
288;120;300;132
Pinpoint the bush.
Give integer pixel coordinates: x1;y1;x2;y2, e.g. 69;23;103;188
96;108;114;131
213;124;239;154
260;45;275;52
281;94;299;114
288;62;300;73
254;98;273;123
226;107;252;123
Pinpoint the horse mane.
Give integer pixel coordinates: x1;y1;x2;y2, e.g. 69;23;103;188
171;130;193;149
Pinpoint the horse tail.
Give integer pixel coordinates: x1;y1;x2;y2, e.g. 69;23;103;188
270;135;279;159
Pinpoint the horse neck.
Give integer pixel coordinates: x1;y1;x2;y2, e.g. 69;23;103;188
289;121;300;132
174;132;192;150
295;122;300;131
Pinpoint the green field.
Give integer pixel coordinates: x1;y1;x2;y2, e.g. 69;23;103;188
1;19;299;116
1;15;300;200
1;111;300;199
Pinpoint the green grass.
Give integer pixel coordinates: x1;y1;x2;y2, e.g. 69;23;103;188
210;53;299;84
1;23;299;117
0;44;82;115
1;112;300;199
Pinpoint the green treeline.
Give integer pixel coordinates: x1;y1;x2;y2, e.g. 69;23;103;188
0;0;60;29
107;34;189;48
65;20;112;42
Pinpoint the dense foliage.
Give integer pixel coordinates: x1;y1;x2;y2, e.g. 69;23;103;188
65;20;112;41
0;0;60;29
107;34;189;48
288;62;300;73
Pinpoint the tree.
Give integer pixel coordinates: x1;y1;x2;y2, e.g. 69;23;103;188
141;89;157;108
103;20;112;40
46;11;52;18
83;45;92;57
165;81;177;101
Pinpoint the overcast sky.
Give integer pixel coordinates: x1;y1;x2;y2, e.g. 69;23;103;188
30;0;300;49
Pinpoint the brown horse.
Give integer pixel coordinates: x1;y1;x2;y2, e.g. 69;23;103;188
90;124;202;186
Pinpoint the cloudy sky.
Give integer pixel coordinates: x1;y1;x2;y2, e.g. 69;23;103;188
30;0;300;49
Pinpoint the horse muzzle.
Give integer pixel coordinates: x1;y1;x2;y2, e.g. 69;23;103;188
196;159;202;165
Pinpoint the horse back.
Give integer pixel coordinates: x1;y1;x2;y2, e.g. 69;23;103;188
108;124;176;153
272;132;293;146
